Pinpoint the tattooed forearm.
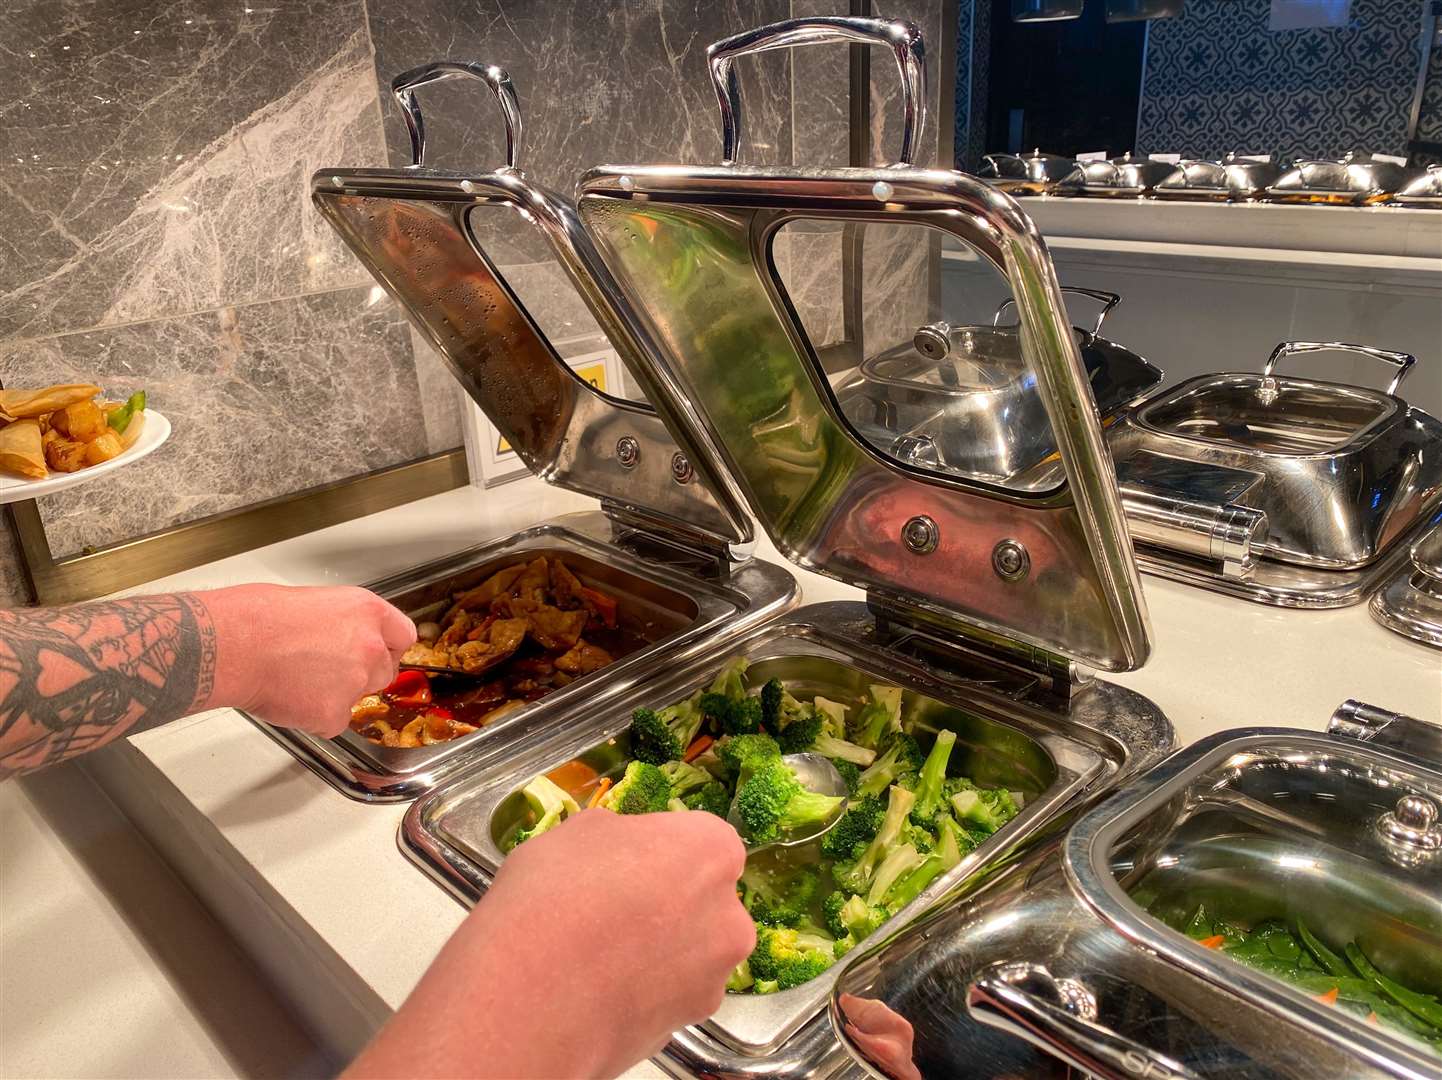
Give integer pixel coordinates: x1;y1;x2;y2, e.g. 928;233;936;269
0;593;217;779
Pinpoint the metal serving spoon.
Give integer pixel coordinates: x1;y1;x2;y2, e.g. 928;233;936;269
727;752;851;853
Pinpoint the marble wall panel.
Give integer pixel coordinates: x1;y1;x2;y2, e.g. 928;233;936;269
0;512;31;608
4;287;425;558
0;1;381;342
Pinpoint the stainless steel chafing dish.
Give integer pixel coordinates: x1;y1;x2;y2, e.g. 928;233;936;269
1265;152;1411;206
833;288;1162;490
833;703;1442;1080
975;150;1079;195
1054;152;1179;198
1107;340;1442;607
1372;526;1442;649
1153;153;1282;201
273;62;795;800
400;15;1175;1078
1390;166;1442;210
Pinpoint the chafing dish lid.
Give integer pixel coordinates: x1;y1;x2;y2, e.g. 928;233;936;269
1064;722;1442;1065
311;62;752;548
1391;165;1442;206
1268;151;1411;200
575;16;1152;674
978;149;1078;185
1061;152;1178;192
1154;154;1281;195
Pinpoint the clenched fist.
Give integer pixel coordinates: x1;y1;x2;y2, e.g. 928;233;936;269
199;583;416;736
347;808;756;1079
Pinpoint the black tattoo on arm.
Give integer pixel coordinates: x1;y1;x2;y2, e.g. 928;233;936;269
0;594;217;779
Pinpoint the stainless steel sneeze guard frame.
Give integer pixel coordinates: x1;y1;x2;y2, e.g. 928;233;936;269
831;720;1442;1080
256;511;795;800
575;164;1151;675
401;601;1175;1078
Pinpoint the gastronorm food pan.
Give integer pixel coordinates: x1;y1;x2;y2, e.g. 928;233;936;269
833;288;1162;490
1389;166;1442;209
1153;154;1282;201
1264;153;1411;206
833;706;1442;1079
1371;525;1442;649
257;512;795;800
402;602;1173;1078
1108;340;1442;607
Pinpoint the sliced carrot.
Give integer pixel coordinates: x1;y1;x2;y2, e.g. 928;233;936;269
1366;1012;1379;1025
683;735;715;763
1198;934;1226;949
547;759;600;795
586;777;613;809
1314;987;1339;1006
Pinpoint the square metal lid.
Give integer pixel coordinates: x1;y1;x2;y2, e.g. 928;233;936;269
311;62;752;549
570;17;1151;674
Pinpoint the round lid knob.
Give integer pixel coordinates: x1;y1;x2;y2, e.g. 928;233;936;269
1396;794;1438;832
913;322;952;361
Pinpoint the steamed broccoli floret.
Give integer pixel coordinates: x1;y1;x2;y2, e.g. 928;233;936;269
741;865;820;928
701;692;763;736
682;780;730;817
849;685;903;749
832;759;861;796
773;704;822;753
726;959;755;992
748;925;836;991
813;696;849;738
934;812;979;869
512;774;580;847
911;729;957;825
820;794;885;860
734;760;845;846
824;891;890;956
660;760;711;798
716;733;782;780
629;695;704;765
855;732;924;798
599;760;671;815
832;785;916;895
870;846;947;914
822;890;851;938
759;678;788;729
950;785;1020;835
812;733;878;766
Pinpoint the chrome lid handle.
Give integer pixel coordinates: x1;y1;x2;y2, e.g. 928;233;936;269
707;17;926;166
390;61;522;170
967;963;1203;1080
994;286;1122;337
1263;341;1417;396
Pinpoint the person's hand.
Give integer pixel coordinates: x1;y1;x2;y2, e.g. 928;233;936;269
198;584;415;736
839;993;923;1080
346;808;755;1080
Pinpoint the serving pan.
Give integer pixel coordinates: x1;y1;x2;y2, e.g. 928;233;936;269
1053;153;1179;198
402;602;1173;1078
1108;340;1442;606
1390;166;1442;209
258;511;793;800
1371;525;1442;649
832;706;1442;1079
975;150;1079;195
1265;153;1411;206
833;288;1162;490
1153;154;1282;201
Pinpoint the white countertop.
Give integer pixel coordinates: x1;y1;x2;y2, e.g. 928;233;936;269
10;476;1442;1076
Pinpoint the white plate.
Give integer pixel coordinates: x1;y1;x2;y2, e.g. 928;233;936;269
0;410;172;505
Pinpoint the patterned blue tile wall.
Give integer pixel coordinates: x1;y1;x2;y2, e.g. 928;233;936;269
1136;0;1438;161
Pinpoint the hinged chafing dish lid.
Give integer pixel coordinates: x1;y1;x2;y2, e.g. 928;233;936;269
575;17;1151;674
311;63;751;548
1062;717;1442;1069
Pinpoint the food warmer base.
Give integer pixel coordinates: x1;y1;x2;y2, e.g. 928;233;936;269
401;601;1174;1080
255;510;796;801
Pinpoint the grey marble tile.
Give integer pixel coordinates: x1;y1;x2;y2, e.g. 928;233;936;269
870;1;944;168
0;515;31;608
789;0;851;169
3;287;425;557
367;0;794;266
0;0;383;342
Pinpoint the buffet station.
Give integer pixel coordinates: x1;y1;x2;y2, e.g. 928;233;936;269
22;14;1438;1080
